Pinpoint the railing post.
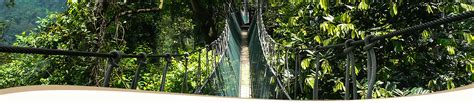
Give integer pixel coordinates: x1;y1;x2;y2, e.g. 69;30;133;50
182;52;189;93
285;47;290;94
214;41;219;70
350;45;357;99
205;45;210;78
103;51;121;87
293;48;301;99
313;46;321;100
299;50;304;93
197;49;202;88
344;40;356;99
159;53;171;91
131;52;146;89
364;35;377;99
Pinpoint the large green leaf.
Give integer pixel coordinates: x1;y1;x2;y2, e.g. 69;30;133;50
427;80;437;89
358;0;369;10
471;74;474;81
421;30;431;41
390;2;398;17
463;32;473;44
467;63;473;73
336;23;355;36
301;58;311;70
426;4;434;13
321;59;332;74
446;79;455;90
461;3;474;11
320;0;328;11
314;35;322;44
446;46;456;55
333;80;345;92
322;38;332;46
436;38;456;46
408;87;431;95
393;41;403;52
341;12;351;23
306;77;315;89
322;15;335;22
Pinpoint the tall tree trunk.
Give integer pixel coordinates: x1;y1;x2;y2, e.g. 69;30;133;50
91;0;109;86
189;0;217;44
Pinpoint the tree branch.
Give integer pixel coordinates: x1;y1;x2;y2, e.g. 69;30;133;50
117;8;162;17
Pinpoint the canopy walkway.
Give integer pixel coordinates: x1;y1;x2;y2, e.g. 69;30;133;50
0;2;473;101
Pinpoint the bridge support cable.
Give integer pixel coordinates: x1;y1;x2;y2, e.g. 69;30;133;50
0;45;195;58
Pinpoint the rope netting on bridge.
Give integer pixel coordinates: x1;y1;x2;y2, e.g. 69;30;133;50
249;8;292;99
194;12;242;96
249;2;474;100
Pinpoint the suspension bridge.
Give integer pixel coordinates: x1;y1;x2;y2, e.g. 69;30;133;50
0;3;473;101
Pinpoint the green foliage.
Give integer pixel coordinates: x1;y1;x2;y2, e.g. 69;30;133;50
0;0;221;95
358;0;369;11
301;58;311;69
266;1;473;99
0;21;6;42
0;0;473;100
461;3;474;11
389;2;398;17
0;0;67;43
421;30;431;42
333;79;345;92
321;59;332;74
320;0;329;11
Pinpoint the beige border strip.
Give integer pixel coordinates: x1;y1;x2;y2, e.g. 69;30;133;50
0;83;472;100
423;83;474;94
374;83;474;100
0;85;221;98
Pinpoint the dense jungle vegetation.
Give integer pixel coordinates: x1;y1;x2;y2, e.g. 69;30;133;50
264;0;473;99
0;0;473;100
0;0;67;43
0;0;232;93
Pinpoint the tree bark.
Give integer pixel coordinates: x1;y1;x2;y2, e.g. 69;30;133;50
189;0;217;44
92;0;109;86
